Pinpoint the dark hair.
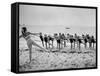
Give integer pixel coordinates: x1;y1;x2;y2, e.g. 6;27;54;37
21;27;27;35
22;27;27;31
40;32;42;35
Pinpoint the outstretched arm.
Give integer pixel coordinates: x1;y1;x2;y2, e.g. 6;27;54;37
29;32;40;36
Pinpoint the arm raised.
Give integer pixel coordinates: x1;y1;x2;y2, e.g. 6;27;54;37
29;32;40;36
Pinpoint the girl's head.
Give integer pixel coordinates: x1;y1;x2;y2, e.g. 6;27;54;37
21;27;27;35
59;33;61;35
91;36;94;38
40;32;42;35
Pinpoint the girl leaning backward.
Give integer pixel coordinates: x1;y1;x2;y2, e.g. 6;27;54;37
19;27;48;63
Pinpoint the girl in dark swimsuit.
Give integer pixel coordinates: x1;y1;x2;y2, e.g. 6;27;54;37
39;32;44;47
44;34;48;49
87;36;92;48
77;36;82;50
57;33;62;50
66;33;70;42
74;33;78;48
57;39;61;50
19;27;48;63
82;34;87;48
69;35;74;49
84;37;88;48
91;36;95;48
61;33;66;47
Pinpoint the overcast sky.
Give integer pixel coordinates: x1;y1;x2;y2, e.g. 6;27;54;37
19;5;96;35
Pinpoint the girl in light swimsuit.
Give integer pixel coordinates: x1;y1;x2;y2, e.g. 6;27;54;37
91;36;95;48
19;27;48;63
54;33;59;49
61;33;66;47
48;35;54;49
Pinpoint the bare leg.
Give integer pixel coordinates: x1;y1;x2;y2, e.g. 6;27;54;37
74;42;75;48
85;43;87;48
64;40;66;47
45;42;47;49
57;42;58;49
59;43;60;50
52;41;53;48
93;43;94;48
48;41;50;48
89;42;92;49
28;44;32;63
57;43;58;49
61;41;62;48
32;41;48;52
71;43;72;50
42;41;44;47
79;43;81;50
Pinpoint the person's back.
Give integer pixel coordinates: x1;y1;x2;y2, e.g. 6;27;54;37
91;36;95;43
44;34;48;48
70;35;73;43
39;33;44;47
44;34;48;42
84;37;88;43
91;36;95;48
87;36;92;48
39;33;44;41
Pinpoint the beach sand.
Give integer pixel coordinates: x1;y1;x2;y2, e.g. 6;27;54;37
19;39;96;71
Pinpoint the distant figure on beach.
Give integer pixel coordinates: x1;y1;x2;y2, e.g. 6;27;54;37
91;36;95;48
69;35;74;49
74;33;78;48
54;33;61;50
77;36;82;50
83;35;88;48
61;33;66;47
44;34;48;49
86;35;92;48
39;32;44;47
54;33;59;49
19;27;47;63
58;33;62;50
48;35;54;48
66;33;70;42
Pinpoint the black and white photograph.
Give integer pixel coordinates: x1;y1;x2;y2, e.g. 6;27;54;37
18;3;97;72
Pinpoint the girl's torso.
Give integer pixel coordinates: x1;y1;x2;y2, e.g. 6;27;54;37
40;35;44;41
23;32;31;40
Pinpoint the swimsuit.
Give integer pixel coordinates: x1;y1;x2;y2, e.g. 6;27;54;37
44;37;48;42
40;35;44;41
57;39;61;43
84;38;87;43
49;36;54;41
78;39;82;43
23;32;33;46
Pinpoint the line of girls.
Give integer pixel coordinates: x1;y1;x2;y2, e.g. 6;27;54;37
39;33;96;50
19;27;96;62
